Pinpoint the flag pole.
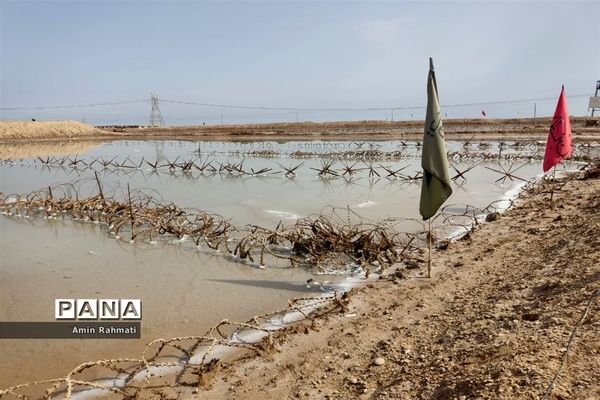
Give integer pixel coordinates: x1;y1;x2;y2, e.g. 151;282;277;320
419;57;452;278
427;218;432;278
550;166;556;203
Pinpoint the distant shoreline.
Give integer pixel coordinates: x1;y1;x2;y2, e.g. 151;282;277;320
0;117;598;143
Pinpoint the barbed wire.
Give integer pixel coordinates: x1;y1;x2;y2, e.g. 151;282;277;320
1;166;596;398
0;290;349;400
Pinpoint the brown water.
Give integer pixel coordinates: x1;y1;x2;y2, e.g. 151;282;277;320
0;217;334;387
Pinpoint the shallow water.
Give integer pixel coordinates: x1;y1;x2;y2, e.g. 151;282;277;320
0;216;349;387
0;139;572;388
0;139;553;228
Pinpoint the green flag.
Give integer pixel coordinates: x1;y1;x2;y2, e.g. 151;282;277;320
419;58;452;220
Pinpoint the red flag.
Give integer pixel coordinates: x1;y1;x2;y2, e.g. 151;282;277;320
543;86;572;172
481;110;486;116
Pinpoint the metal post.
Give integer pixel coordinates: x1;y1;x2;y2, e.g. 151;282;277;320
427;218;432;278
592;81;600;117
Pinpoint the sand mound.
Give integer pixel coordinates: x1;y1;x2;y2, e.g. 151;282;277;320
0;121;103;140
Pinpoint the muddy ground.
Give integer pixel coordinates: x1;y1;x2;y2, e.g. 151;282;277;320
0;120;598;398
1;117;599;143
193;167;600;400
116;117;600;143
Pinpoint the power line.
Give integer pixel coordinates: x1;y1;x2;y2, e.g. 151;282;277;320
0;94;592;113
158;98;403;112
0;99;148;111
439;94;590;109
158;94;592;112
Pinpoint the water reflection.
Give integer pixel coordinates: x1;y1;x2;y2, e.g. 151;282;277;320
0;140;99;159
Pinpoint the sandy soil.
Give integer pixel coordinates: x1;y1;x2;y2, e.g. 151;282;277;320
1;118;599;143
192;168;600;399
0;121;105;140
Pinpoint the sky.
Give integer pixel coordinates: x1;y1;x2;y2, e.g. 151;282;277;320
1;0;599;125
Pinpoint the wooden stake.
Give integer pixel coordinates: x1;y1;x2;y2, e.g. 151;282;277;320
427;218;432;278
94;171;104;201
127;183;135;240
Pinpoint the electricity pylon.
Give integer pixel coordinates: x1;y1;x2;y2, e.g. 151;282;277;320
149;93;166;127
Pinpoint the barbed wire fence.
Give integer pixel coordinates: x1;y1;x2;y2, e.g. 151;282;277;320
0;161;598;399
0;291;349;400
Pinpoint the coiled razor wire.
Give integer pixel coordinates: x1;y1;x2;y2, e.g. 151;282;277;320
0;291;349;400
0;165;586;275
0;168;590;399
0;176;419;273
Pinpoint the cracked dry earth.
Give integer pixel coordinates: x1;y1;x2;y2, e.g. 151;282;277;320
194;171;599;400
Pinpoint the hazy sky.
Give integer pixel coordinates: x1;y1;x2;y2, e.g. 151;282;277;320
1;1;599;125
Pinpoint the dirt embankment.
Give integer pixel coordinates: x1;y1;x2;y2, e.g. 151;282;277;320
0;121;108;141
1;118;599;143
195;168;600;399
119;117;600;142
